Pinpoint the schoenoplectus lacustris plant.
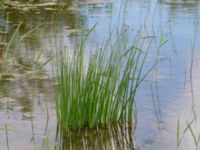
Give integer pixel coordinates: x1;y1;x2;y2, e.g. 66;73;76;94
55;25;156;130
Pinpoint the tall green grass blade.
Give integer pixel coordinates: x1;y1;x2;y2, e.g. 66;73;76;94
54;23;157;130
4;23;21;58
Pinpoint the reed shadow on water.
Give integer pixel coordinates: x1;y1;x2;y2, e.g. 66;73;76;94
54;123;137;150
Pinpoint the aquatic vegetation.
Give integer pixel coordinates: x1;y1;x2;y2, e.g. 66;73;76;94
165;0;196;5
0;22;52;77
44;132;51;150
2;0;67;11
176;118;200;150
55;25;157;130
55;123;136;150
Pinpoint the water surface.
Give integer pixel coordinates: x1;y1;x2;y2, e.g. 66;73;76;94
1;0;200;149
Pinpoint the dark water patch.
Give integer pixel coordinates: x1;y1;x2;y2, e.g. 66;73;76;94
55;123;136;150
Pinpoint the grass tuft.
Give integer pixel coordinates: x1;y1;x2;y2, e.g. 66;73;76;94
55;26;155;130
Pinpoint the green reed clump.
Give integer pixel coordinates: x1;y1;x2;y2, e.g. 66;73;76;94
55;27;155;130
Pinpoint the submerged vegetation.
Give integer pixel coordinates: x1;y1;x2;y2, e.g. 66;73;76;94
176;118;200;150
55;123;136;150
55;24;157;130
0;22;53;80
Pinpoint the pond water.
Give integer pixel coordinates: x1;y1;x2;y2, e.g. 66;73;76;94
1;0;200;150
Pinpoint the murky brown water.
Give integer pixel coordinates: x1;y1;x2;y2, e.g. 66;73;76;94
1;0;200;150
